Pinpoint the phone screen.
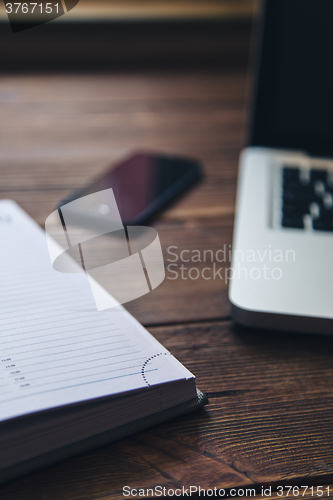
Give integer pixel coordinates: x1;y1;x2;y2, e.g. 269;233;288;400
61;152;202;225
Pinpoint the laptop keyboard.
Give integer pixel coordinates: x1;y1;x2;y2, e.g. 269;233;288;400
282;166;333;231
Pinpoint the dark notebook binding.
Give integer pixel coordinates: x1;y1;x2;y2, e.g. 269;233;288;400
0;389;208;485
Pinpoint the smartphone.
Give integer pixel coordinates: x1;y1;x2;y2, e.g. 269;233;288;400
59;152;202;225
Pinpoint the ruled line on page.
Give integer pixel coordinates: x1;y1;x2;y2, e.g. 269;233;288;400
10;355;146;377
24;359;147;381
0;326;120;343
1;335;128;355
6;343;136;363
0;310;111;328
12;350;142;370
0;295;91;311
0;289;89;306
0;201;188;421
0;369;159;406
28;363;145;386
0;284;86;300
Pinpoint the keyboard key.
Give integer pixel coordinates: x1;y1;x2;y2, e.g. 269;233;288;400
314;180;326;196
283;203;310;215
282;180;305;194
310;169;328;183
283;167;300;182
309;202;320;218
282;189;316;204
323;192;333;209
282;214;304;229
281;165;333;231
313;216;333;231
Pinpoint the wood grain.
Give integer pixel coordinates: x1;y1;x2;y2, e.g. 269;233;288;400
1;321;333;499
0;0;257;22
0;67;332;499
126;218;233;324
0;73;245;223
0;72;244;324
0;21;252;71
150;321;333;393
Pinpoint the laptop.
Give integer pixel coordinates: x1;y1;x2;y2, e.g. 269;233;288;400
229;0;333;334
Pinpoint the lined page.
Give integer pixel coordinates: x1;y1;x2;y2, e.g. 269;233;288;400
0;200;193;422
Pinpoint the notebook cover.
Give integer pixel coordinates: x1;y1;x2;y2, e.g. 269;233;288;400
0;389;208;484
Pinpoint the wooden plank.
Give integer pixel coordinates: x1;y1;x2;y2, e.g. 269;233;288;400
0;72;244;324
0;21;252;70
63;0;257;23
126;218;233;324
149;320;333;393
1;320;333;499
2;396;332;500
0;73;245;202
0;0;257;22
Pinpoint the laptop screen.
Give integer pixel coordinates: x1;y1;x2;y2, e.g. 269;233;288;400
250;0;333;158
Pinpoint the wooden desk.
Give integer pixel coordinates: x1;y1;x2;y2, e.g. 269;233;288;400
0;69;332;499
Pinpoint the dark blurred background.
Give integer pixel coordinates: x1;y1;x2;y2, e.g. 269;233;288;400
0;0;256;71
0;0;257;323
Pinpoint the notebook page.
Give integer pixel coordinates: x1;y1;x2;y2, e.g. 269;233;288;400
0;200;193;422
